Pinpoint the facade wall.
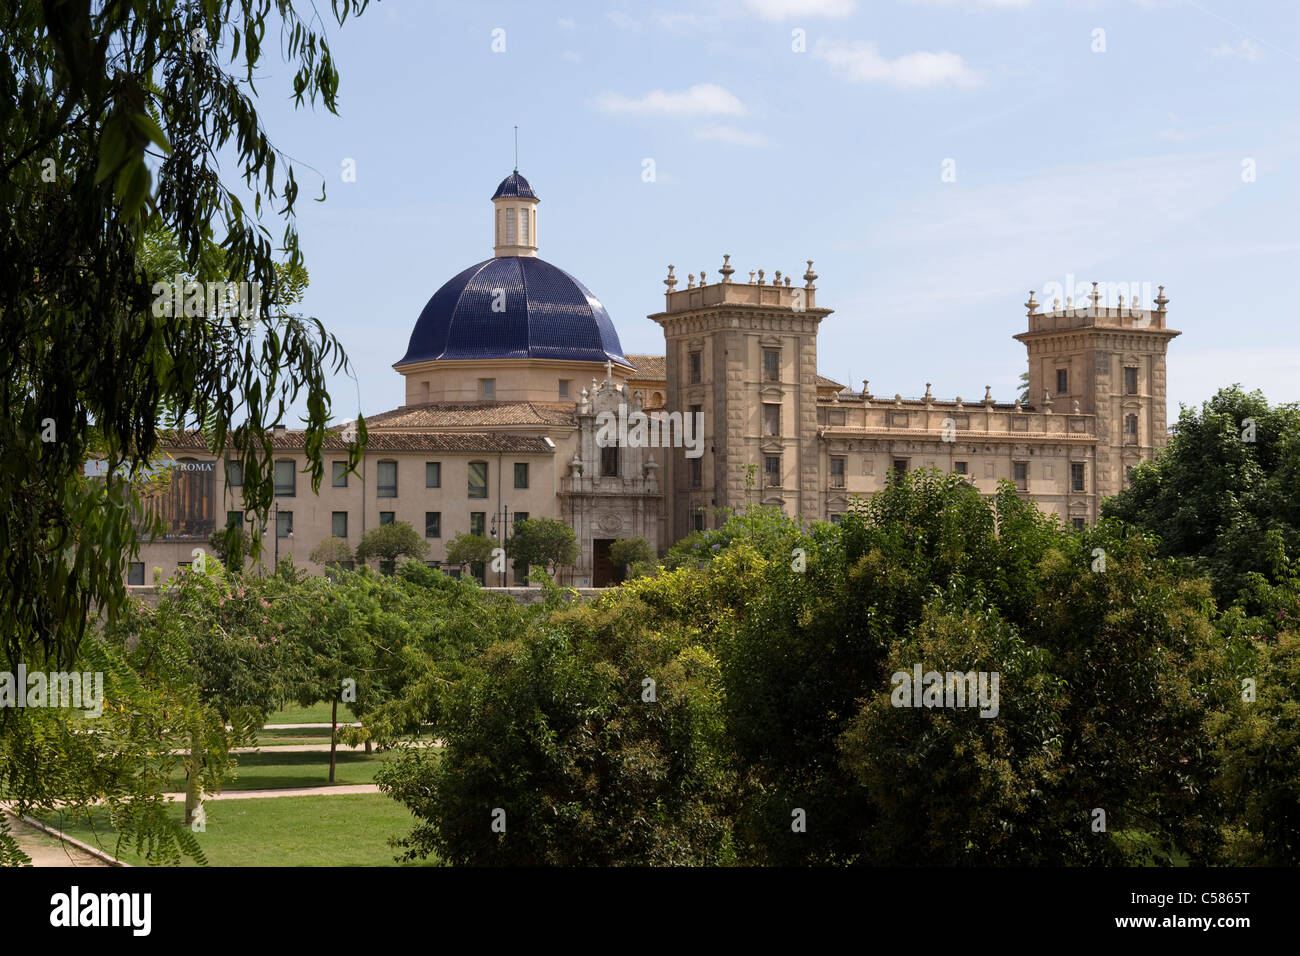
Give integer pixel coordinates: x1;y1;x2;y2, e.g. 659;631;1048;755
128;283;1180;585
398;357;630;405
131;447;561;581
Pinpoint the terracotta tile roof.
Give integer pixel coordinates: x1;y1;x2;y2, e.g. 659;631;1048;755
362;401;575;428
817;374;846;390
159;429;556;454
625;354;666;379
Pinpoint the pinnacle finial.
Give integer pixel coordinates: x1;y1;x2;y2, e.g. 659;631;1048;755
1089;281;1101;307
1025;290;1038;315
1155;285;1169;311
803;260;817;290
720;254;735;283
757;269;766;286
664;265;677;292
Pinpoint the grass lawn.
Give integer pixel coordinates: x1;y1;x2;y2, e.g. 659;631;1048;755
170;749;396;792
38;794;440;867
266;701;352;724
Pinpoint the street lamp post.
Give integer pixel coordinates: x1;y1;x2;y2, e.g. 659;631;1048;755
489;505;509;587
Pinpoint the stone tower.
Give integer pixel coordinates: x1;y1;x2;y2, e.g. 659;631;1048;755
649;259;832;543
1014;283;1180;501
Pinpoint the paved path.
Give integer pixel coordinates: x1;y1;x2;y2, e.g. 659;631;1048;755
3;813;111;867
260;722;361;730
165;739;440;755
167;784;380;801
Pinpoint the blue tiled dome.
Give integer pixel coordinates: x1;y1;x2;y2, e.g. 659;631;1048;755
396;256;632;367
491;171;537;200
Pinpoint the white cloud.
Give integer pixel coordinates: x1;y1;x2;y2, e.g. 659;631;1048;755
907;0;1033;7
607;11;643;30
695;124;769;147
742;0;856;20
1209;39;1264;61
814;39;983;88
595;83;747;117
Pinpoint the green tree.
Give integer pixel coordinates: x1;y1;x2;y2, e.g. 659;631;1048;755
377;575;736;865
609;537;655;581
444;532;496;583
208;524;252;574
356;521;428;574
508;517;579;582
1103;386;1300;610
1;1;371;861
310;537;354;569
1208;625;1300;864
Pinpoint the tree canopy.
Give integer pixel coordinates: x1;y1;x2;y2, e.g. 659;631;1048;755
1103;386;1300;609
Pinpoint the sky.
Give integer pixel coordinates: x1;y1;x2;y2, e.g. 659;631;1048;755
237;0;1299;426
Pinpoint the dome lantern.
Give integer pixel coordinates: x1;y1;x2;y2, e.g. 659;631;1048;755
492;171;540;258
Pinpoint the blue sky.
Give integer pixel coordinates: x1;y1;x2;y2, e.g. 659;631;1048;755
243;0;1299;425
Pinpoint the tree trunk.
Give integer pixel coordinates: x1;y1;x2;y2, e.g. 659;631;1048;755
364;738;372;755
184;739;201;826
329;697;338;783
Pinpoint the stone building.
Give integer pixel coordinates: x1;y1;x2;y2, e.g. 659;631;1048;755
128;170;1178;586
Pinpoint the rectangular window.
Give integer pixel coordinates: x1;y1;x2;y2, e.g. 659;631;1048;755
559;379;571;399
764;455;781;487
276;510;293;538
1071;462;1085;492
480;378;495;399
377;460;398;498
763;403;781;437
127;562;145;586
1056;368;1069;396
1125;414;1138;436
226;510;243;529
692;512;706;533
830;456;846;489
892;459;908;477
425;512;441;538
505;208;516;245
955;461;968;475
1072;517;1086;532
763;349;780;382
225;460;243;487
274;459;295;497
470;512;486;536
1124;366;1138;394
331;511;348;538
468;461;488;498
689;351;702;384
332;461;348;488
601;445;619;477
512;511;529;529
514;462;529;489
379;511;395;526
689;457;703;488
1013;462;1028;490
426;461;441;488
520;207;529;244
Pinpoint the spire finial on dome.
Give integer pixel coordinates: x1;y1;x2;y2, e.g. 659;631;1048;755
513;125;518;173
